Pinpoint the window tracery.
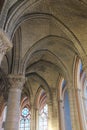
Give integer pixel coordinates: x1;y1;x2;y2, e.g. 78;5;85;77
20;107;31;130
39;104;48;130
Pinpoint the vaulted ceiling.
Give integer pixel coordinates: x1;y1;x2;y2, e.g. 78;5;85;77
0;0;87;102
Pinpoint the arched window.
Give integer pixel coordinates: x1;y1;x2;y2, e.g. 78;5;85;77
39;104;48;130
64;89;72;130
20;107;31;130
83;79;87;120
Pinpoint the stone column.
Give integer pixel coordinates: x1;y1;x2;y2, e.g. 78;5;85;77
51;88;59;130
30;104;36;130
48;101;52;130
58;99;65;130
75;88;86;130
67;81;81;130
35;108;39;130
4;75;25;130
0;30;12;65
47;88;59;130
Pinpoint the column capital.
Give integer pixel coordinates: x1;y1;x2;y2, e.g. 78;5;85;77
8;74;26;90
0;30;12;54
0;30;12;65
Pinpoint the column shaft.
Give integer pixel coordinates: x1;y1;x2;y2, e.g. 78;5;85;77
59;100;65;130
4;75;25;130
51;89;59;130
5;88;21;130
68;85;81;130
48;88;59;130
30;105;36;130
35;109;39;130
48;102;52;130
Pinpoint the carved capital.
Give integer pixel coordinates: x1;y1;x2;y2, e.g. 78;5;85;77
0;30;12;55
8;75;25;90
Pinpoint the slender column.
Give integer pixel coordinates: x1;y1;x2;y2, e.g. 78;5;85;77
58;99;65;130
67;82;81;130
76;88;87;130
47;88;59;130
48;102;53;130
4;75;25;130
0;30;12;65
35;108;39;130
30;104;36;130
51;88;59;130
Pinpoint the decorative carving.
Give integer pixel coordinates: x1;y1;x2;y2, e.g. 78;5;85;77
8;75;25;90
0;39;9;55
0;30;12;54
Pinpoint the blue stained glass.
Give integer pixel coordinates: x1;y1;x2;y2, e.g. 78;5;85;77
20;119;24;124
20;108;31;130
64;90;72;130
80;62;83;73
62;80;66;90
22;108;29;117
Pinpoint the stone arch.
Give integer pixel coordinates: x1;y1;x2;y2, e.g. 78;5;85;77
20;96;30;111
4;8;85;57
34;87;49;109
26;72;52;101
22;35;73;81
73;55;86;130
73;56;83;90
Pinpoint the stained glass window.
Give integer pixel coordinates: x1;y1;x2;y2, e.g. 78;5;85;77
64;90;72;130
83;80;87;119
20;108;31;130
39;104;48;130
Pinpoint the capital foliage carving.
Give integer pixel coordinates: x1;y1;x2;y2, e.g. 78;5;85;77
8;75;25;90
0;30;12;54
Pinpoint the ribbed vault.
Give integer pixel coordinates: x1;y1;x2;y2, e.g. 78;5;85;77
0;0;87;112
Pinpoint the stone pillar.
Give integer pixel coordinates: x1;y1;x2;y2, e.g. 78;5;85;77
67;82;81;130
0;30;12;65
4;75;25;130
51;88;59;130
30;104;36;130
58;99;65;130
76;88;86;130
47;88;59;130
48;101;52;130
35;108;39;130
